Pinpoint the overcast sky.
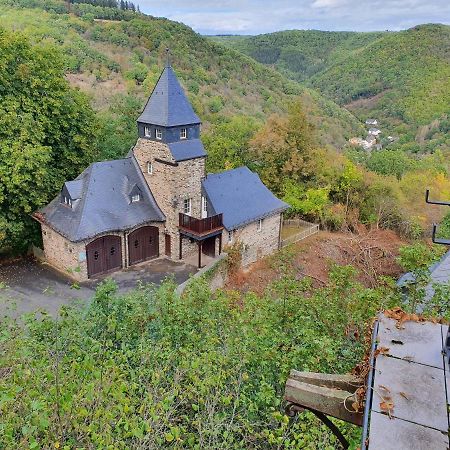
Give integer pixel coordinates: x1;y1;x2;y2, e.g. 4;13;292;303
138;0;450;35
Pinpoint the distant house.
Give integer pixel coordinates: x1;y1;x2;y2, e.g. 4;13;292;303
387;135;395;142
349;137;364;146
368;128;381;136
366;134;377;144
365;119;378;126
33;62;288;280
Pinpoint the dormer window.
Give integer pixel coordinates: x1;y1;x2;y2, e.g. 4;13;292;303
62;195;72;207
180;128;187;139
144;126;151;137
156;128;162;140
129;184;142;203
147;162;153;175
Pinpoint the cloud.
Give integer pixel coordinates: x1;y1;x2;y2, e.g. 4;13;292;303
311;0;348;9
138;0;450;34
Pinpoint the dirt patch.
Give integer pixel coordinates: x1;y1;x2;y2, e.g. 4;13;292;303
344;89;392;111
225;229;405;294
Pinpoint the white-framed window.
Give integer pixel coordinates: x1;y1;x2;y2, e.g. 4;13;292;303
257;218;263;232
228;230;233;243
147;162;153;175
156;128;162;140
183;198;191;215
180;128;187;139
63;196;72;207
131;194;140;203
144;126;151;137
201;196;207;218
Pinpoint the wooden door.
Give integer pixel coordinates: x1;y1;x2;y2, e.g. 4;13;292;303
165;233;171;257
128;226;159;265
202;236;216;258
86;235;122;278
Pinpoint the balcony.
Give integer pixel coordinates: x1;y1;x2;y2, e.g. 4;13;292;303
179;213;223;238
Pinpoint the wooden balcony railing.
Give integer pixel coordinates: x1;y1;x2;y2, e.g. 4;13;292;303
179;213;223;236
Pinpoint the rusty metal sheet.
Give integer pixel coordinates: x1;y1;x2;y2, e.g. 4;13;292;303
368;411;448;450
377;315;444;369
372;355;448;432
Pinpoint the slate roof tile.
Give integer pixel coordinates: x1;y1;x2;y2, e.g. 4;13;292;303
137;65;201;127
202;166;289;230
38;157;165;242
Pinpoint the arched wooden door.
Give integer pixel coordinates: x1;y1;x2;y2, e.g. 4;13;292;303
86;235;122;278
128;226;159;265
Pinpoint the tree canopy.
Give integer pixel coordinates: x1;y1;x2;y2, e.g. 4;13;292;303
0;28;97;253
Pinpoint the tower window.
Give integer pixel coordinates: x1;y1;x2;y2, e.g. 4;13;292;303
180;128;187;139
131;194;140;203
156;128;162;140
144;126;151;137
147;162;153;175
183;198;191;215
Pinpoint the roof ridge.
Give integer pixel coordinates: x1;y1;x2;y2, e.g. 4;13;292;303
73;163;96;241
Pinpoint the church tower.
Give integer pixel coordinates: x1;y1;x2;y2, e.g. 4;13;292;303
132;57;207;259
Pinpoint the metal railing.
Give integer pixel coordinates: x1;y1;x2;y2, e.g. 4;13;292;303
281;220;319;248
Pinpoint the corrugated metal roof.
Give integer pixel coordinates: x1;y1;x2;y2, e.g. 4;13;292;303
137;65;201;127
202;166;289;230
168;139;207;162
38;157;165;242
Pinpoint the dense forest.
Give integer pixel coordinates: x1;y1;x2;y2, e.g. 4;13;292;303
213;25;450;155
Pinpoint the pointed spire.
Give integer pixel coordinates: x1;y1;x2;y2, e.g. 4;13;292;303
137;61;201;128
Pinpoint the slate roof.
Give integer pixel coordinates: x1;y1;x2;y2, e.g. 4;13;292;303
202;166;289;230
137;65;201;127
168;139;207;162
37;157;165;242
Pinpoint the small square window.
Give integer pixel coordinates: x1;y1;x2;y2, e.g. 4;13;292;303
180;128;187;139
156;128;162;140
228;230;233;243
147;162;153;174
257;218;263;232
131;194;140;203
183;198;191;215
144;126;151;137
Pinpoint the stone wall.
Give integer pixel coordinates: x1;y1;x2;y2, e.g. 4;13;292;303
41;224;88;281
223;213;282;266
133;138;205;260
41;222;165;281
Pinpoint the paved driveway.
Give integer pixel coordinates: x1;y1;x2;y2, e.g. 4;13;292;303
0;257;197;319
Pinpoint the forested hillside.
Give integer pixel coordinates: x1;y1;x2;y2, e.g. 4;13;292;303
211;31;385;82
0;0;363;156
213;25;450;154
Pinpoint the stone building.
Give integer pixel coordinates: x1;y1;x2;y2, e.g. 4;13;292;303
33;62;288;281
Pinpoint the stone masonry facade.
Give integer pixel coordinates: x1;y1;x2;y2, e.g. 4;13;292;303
224;213;282;267
41;221;165;282
133;138;205;259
